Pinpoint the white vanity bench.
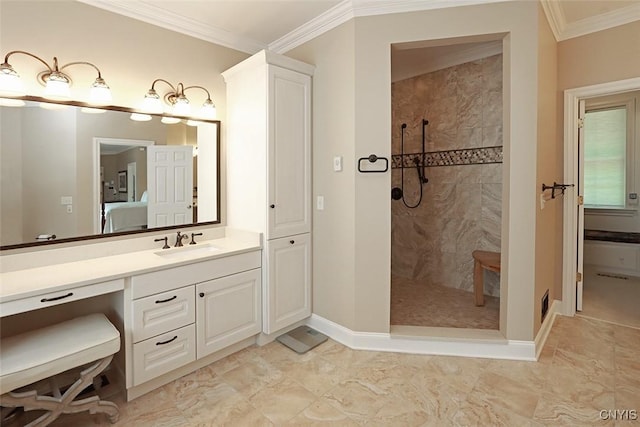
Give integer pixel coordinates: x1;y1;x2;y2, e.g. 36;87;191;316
0;227;271;402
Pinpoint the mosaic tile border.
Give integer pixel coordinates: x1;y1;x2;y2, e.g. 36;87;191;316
392;146;503;168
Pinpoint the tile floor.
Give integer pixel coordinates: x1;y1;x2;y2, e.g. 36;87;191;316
390;276;500;329
6;315;639;426
581;265;640;329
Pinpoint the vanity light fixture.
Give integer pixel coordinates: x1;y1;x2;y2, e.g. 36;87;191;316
0;50;112;105
139;79;216;120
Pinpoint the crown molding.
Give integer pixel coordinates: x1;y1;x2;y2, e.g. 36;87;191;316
539;0;564;41
269;0;355;54
78;0;266;54
560;3;640;41
270;0;509;53
541;1;640;42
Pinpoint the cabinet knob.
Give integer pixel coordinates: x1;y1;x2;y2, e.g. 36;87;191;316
290;240;295;244
199;292;205;298
270;204;275;209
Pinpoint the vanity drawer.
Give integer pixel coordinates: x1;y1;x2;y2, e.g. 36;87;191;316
0;279;124;317
133;323;196;386
131;250;261;299
132;286;195;343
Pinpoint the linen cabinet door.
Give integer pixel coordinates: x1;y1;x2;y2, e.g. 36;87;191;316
196;269;262;359
264;234;311;334
267;66;311;239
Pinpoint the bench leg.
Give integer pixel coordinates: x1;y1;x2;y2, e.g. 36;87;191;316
0;355;119;426
474;260;485;306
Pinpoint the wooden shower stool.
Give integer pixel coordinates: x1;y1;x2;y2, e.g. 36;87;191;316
0;314;120;426
472;250;501;306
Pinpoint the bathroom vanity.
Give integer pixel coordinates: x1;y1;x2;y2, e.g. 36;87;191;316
0;228;272;401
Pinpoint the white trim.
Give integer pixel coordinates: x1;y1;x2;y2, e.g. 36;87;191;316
541;1;640;42
271;0;509;54
562;77;640;317
306;314;536;361
534;299;559;359
78;0;266;54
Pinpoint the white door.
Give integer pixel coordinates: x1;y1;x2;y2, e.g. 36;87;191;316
264;233;311;334
147;146;193;228
267;66;311;239
127;162;137;201
576;99;586;311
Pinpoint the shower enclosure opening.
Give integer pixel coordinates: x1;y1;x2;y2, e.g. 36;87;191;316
390;36;504;330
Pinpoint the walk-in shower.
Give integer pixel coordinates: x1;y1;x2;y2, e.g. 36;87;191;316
390;39;504;330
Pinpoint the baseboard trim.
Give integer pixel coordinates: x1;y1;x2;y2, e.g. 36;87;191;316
306;314;536;361
534;299;560;359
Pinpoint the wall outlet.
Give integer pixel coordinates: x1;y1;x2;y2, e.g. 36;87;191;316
541;290;549;322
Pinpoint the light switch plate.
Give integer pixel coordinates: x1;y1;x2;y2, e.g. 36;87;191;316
316;196;324;210
333;156;342;172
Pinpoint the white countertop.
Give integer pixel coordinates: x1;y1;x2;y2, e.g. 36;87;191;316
0;236;261;304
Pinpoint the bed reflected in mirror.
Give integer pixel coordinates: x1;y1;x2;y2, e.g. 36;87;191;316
0;98;220;249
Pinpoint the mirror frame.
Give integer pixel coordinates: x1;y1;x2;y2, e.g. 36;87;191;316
0;95;221;251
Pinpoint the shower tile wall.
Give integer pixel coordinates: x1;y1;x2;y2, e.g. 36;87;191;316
391;54;502;297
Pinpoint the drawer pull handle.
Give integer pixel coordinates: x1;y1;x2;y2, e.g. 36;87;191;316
290;240;295;244
41;292;73;303
199;292;205;298
155;295;177;304
156;336;178;346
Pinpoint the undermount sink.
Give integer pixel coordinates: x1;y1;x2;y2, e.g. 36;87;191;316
154;243;220;259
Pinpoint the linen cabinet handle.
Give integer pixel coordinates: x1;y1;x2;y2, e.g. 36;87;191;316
289;240;295;244
199;292;205;298
155;295;177;304
270;204;275;208
156;336;178;346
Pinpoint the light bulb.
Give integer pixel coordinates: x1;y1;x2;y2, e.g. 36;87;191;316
89;77;112;105
199;99;216;120
43;72;71;100
161;116;181;124
0;63;25;96
141;89;163;114
172;94;190;116
130;113;152;121
186;119;201;127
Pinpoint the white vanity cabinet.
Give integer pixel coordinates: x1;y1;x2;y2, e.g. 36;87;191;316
223;50;314;335
127;250;261;390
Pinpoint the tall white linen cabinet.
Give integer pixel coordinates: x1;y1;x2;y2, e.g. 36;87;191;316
222;50;314;335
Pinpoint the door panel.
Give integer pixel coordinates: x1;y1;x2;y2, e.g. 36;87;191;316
147;146;193;228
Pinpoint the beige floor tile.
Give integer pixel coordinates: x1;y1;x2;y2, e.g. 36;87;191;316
248;377;317;424
4;315;638;427
220;355;283;398
284;400;358;426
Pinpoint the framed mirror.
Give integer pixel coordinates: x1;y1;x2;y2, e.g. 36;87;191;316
0;96;220;250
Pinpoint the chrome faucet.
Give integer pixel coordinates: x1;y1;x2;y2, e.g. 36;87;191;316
174;231;188;247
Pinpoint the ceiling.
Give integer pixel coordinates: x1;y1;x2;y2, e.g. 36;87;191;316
81;0;640;54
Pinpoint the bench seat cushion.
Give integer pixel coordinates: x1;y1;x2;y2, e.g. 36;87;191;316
0;313;120;394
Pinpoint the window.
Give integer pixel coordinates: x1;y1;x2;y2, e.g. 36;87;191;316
584;106;627;208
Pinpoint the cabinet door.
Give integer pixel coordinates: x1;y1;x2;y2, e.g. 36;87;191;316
268;66;311;239
264;234;311;334
196;269;261;359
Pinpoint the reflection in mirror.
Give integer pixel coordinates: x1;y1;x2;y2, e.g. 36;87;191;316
0;98;220;249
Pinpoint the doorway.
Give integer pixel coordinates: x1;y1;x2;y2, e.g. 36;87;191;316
390;37;504;330
562;77;640;330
